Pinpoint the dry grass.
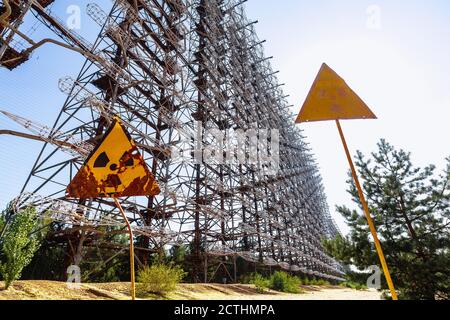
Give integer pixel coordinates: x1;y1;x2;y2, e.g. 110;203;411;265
0;281;382;300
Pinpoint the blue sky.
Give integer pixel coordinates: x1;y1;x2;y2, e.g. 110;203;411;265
245;0;450;233
1;1;449;233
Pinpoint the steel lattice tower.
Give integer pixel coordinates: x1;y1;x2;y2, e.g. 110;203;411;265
1;0;345;282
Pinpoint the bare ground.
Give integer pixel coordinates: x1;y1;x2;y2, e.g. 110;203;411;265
0;281;382;300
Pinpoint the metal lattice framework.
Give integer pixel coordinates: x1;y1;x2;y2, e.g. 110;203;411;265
1;0;345;282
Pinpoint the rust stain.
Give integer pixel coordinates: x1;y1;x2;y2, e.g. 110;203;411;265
66;118;161;199
66;167;99;198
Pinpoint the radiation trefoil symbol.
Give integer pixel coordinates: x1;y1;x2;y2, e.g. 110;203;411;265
66;118;160;198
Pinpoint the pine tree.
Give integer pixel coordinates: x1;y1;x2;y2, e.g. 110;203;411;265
323;139;449;300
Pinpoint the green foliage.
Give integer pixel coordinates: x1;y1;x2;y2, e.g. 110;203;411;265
315;278;331;286
303;277;331;286
307;277;331;286
322;235;354;264
268;271;302;293
81;252;130;283
240;272;264;284
239;273;254;284
21;244;67;281
342;270;372;286
242;272;335;293
0;205;47;289
167;245;192;280
21;223;133;282
323;140;450;300
0;215;4;232
340;281;367;290
91;261;125;283
79;226;131;283
169;245;188;267
302;277;331;286
137;263;186;296
249;273;270;293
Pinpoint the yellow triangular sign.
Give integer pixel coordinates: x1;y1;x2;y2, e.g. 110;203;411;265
296;63;377;123
66;118;161;199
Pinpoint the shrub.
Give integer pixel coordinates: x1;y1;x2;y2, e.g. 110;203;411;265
250;273;269;293
355;283;368;290
269;271;302;293
340;281;367;290
316;279;331;286
137;263;186;295
0;206;47;289
239;272;259;284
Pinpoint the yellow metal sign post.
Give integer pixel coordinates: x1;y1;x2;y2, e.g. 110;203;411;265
67;117;161;300
114;197;136;300
296;63;398;300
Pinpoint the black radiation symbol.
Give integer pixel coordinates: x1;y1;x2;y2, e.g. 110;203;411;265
93;151;134;188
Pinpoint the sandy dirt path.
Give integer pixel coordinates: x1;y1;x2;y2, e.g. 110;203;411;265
0;281;382;300
171;284;382;300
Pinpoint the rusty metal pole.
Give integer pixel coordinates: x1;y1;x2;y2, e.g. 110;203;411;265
114;197;136;300
335;120;398;300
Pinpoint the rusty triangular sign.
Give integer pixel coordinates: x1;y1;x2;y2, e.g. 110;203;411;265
296;63;377;123
67;118;161;199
